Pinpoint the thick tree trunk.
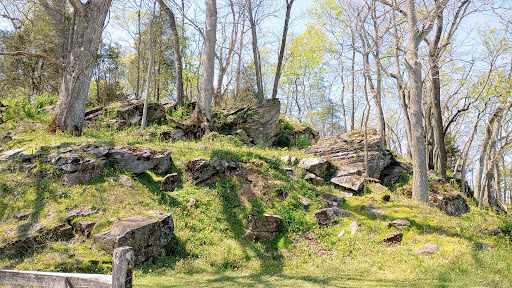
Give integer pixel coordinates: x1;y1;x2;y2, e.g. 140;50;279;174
350;29;356;132
191;0;217;123
247;0;264;102
48;0;113;135
405;0;429;203
157;0;184;105
429;56;448;180
271;0;294;100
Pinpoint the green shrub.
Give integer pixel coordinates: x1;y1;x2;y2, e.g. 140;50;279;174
294;135;311;149
280;119;294;131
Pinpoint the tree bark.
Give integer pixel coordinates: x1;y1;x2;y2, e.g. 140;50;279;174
157;0;184;105
247;0;264;102
271;0;294;100
47;0;113;135
191;0;217;123
141;0;156;131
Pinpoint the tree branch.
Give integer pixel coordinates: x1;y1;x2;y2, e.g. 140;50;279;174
68;0;83;13
0;51;63;69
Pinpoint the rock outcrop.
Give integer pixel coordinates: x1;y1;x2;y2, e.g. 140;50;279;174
93;210;174;263
387;219;411;229
242;214;282;241
379;231;403;245
108;146;172;174
47;152;103;186
298;158;333;179
314;207;353;225
85;99;166;129
185;158;218;184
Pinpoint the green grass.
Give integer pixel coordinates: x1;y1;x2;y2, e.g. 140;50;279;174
0;108;511;287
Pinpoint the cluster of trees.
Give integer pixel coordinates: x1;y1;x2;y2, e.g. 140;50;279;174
0;0;511;211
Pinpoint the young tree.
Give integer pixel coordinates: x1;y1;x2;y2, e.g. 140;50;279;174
191;0;217;123
271;0;294;100
247;0;264;102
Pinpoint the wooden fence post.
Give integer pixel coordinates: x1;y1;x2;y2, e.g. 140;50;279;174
112;246;134;288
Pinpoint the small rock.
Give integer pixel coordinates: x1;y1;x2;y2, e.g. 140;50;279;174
161;173;179;192
185;158;218;184
187;198;196;208
284;166;294;177
325;195;344;208
242;214;282;241
379;231;403;245
66;208;98;222
19;164;37;172
314;207;353;225
18;152;42;162
235;129;252;144
428;191;471;216
475;242;494;250
211;157;229;173
299;196;311;206
14;211;32;220
488;228;502;236
414;243;439;255
370;183;389;193
118;175;134;187
331;175;366;193
304;173;325;186
196;145;209;150
76;220;98;237
368;196;382;204
361;204;385;216
387;219;411;229
0;134;12;143
350;221;358;234
382;195;391;202
281;155;299;165
338;229;345;238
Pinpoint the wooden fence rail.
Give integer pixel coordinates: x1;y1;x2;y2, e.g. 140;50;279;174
0;246;134;288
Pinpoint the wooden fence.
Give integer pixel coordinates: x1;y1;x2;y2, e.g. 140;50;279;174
0;246;134;288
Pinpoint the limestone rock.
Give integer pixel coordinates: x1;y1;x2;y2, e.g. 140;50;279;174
211;157;229;173
314;207;353;225
304;172;325;186
66;208;98;222
187;198;196;208
18;152;42;162
368;197;382;204
93;210;174;263
118;175;134;187
284;166;294;177
0;223;73;256
76;221;98;237
14;211;32;220
387;219;411;229
380;231;403;245
414;243;439;255
109;146;172;174
160;129;185;141
361;205;385;216
281;155;299;165
324;195;344;208
298;158;333;178
475;242;494;250
299;196;311;206
85;99;166;128
428;191;470;216
235;129;252;144
380;163;404;186
242;214;282;242
488;228;502;236
51;152;103;186
0;148;25;161
350;221;358;234
161;173;179;192
239;99;281;145
331;175;366;193
185;158;217;184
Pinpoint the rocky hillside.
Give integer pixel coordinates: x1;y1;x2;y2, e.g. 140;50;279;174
0;100;511;287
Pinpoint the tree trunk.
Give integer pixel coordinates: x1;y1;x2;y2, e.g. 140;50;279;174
136;0;142;99
405;0;429;203
47;0;113;135
141;0;156;131
247;0;264;102
271;0;294;100
429;54;448;180
191;0;217;123
350;28;356;132
157;0;184;106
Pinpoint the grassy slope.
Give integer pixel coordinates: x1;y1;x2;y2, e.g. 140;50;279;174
0;107;511;287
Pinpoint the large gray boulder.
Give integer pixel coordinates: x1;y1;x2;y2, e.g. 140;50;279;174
298;158;333;178
109;147;172;174
93;210;174;263
239;99;281;145
49;152;103;186
242;214;282;241
314;207;353;225
428;191;470;216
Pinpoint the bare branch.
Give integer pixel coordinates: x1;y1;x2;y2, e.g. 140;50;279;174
0;51;63;69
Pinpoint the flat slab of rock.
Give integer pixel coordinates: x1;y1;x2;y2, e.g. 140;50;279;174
76;221;98;237
314;207;353;225
331;175;366;193
0;224;73;256
109;147;172;174
0;148;25;161
387;219;411;229
117;175;134;187
242;214;282;241
93;210;174;263
185;158;218;184
361;205;385;216
428;191;470;216
14;211;32;220
66;208;98;222
298;158;333;178
304;173;324;186
379;231;403;245
414;243;439;254
324;195;344;208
